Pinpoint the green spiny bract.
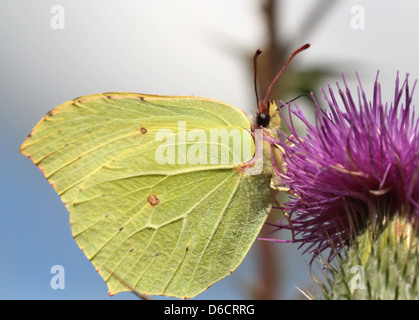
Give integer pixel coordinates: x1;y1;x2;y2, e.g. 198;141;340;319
319;217;419;300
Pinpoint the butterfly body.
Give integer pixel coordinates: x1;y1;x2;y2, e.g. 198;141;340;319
254;100;283;181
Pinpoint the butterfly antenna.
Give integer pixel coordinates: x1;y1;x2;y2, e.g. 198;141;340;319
253;48;263;112
280;92;334;124
263;43;311;106
280;93;314;107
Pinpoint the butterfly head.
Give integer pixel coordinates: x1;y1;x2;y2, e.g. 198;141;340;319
255;100;280;130
252;44;310;131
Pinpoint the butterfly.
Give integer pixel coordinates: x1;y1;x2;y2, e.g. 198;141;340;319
20;44;309;299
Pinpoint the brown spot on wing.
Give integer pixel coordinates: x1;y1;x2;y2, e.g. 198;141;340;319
140;127;147;134
147;195;160;206
45;109;55;117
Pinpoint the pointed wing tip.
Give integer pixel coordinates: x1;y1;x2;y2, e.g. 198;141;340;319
19;143;34;162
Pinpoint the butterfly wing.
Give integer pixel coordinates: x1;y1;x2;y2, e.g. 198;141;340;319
20;93;271;298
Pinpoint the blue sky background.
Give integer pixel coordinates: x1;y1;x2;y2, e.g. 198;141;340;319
1;0;419;300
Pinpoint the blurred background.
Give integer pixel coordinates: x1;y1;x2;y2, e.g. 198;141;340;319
1;0;419;300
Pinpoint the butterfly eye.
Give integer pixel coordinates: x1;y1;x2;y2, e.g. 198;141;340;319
256;112;270;127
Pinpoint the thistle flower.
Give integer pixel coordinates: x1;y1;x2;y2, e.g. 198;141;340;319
267;71;418;254
260;73;419;299
264;72;419;298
